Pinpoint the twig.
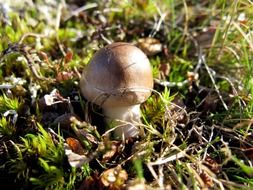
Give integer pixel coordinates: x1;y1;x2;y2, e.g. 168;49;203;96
1;43;54;81
64;3;98;22
149;4;167;37
154;78;189;88
219;179;250;189
146;164;162;188
148;151;186;166
19;33;46;44
203;126;214;160
194;45;204;73
216;74;246;110
158;165;165;190
186;163;206;188
22;48;54;81
55;3;66;56
200;53;228;110
154;33;201;88
100;33;112;45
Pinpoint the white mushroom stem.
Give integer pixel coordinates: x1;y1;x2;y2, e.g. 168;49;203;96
103;104;142;138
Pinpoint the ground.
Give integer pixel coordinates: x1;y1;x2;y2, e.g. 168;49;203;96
0;0;253;190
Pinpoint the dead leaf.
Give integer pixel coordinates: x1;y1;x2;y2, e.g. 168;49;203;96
78;173;100;190
64;49;73;63
200;171;213;188
38;89;67;110
66;137;86;155
101;141;121;163
137;37;162;56
38;51;50;64
159;63;170;79
64;143;89;168
56;71;75;81
203;156;221;174
100;165;128;189
187;71;199;83
194;27;216;48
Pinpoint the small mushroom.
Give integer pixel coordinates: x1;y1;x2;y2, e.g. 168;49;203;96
80;42;153;139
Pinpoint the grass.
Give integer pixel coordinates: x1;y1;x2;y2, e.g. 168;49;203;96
0;0;253;189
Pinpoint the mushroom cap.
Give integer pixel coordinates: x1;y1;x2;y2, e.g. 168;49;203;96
80;42;153;108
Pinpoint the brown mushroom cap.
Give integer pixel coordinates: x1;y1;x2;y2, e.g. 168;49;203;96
80;42;153;108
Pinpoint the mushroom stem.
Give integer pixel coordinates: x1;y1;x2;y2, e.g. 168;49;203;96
103;104;142;138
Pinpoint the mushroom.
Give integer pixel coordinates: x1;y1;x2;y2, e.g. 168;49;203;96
80;42;153;139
